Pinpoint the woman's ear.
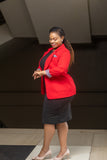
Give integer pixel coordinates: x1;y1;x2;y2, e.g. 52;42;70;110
61;36;64;42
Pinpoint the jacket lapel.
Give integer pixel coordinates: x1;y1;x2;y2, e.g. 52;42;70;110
44;44;65;70
44;51;55;69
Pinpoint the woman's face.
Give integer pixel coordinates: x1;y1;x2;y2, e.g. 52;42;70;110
49;32;64;49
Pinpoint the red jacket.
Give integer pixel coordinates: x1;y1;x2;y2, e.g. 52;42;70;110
37;44;76;99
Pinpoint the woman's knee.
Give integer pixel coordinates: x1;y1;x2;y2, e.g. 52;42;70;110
44;124;56;130
56;122;68;129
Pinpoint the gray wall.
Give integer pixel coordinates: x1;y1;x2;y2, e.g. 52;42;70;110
1;0;107;42
0;0;36;37
89;0;107;35
25;0;91;43
0;24;13;45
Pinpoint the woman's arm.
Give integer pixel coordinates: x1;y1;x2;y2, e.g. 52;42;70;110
46;51;71;78
32;70;46;79
33;51;70;79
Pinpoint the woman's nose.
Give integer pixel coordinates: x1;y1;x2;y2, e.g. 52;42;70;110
51;39;55;43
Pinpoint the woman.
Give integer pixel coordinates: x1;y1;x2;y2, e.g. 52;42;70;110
32;27;76;160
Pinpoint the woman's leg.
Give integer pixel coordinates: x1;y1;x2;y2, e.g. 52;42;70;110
38;124;55;157
56;122;68;157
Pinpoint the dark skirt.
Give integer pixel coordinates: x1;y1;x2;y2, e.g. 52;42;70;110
42;94;74;124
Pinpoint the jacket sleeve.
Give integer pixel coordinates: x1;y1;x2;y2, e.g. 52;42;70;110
45;51;71;78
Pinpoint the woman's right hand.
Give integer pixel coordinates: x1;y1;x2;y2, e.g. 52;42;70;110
32;69;41;80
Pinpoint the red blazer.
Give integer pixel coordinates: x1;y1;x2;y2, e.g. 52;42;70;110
37;44;76;99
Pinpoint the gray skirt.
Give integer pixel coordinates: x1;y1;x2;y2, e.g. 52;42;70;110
42;94;74;124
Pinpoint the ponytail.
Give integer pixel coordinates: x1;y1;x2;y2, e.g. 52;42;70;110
63;38;75;70
49;26;75;70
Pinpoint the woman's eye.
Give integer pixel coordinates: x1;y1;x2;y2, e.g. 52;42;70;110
49;38;57;41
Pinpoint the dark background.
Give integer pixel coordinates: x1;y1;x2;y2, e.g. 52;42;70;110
0;37;107;129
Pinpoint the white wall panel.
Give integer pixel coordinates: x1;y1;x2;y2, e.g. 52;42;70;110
89;0;107;35
25;0;91;44
0;0;36;37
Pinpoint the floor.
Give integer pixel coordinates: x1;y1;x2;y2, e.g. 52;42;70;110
0;129;107;160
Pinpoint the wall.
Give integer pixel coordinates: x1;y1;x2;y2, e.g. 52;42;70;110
25;0;91;43
89;0;107;35
0;0;36;37
0;38;107;128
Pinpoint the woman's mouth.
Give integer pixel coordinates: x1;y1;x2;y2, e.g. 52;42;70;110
51;43;56;47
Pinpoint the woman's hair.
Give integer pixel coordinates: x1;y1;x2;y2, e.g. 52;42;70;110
49;26;75;70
